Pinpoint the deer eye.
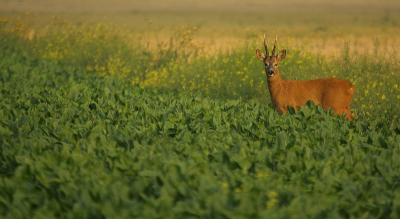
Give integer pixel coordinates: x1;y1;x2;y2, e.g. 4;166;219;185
264;63;268;66
275;64;278;66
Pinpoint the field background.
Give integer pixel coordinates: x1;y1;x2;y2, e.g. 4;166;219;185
3;0;399;124
2;0;400;56
1;0;400;218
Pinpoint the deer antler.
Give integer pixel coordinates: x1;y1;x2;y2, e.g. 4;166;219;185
263;33;269;56
271;35;277;56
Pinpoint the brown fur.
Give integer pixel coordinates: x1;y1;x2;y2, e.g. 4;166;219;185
256;42;355;121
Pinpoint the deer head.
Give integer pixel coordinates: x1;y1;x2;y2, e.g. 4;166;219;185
256;34;286;78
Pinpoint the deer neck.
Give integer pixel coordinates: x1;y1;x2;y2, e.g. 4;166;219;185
267;70;284;96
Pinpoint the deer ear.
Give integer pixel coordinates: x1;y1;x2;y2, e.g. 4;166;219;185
276;50;286;61
256;49;266;61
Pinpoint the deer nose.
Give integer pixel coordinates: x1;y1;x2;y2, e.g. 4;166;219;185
267;70;275;76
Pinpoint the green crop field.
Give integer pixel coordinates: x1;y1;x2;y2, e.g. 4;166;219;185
1;0;400;218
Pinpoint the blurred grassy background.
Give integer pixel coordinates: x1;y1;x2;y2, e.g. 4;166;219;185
1;0;400;56
1;0;399;127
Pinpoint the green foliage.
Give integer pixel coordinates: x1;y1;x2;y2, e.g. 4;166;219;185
1;51;400;218
1;14;400;218
1;14;399;127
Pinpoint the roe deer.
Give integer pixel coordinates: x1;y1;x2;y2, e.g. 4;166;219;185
256;35;355;121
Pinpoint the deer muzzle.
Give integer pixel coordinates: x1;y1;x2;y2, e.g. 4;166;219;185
267;69;275;77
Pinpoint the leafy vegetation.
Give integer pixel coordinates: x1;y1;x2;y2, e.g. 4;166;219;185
1;14;399;127
1;12;400;218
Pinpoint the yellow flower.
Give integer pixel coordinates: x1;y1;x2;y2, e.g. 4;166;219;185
221;182;229;194
86;66;94;71
382;94;386;100
266;191;279;208
267;199;278;209
234;188;242;193
256;172;269;179
268;191;278;198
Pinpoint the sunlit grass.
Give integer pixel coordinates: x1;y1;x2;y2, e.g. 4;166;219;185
1;13;399;128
